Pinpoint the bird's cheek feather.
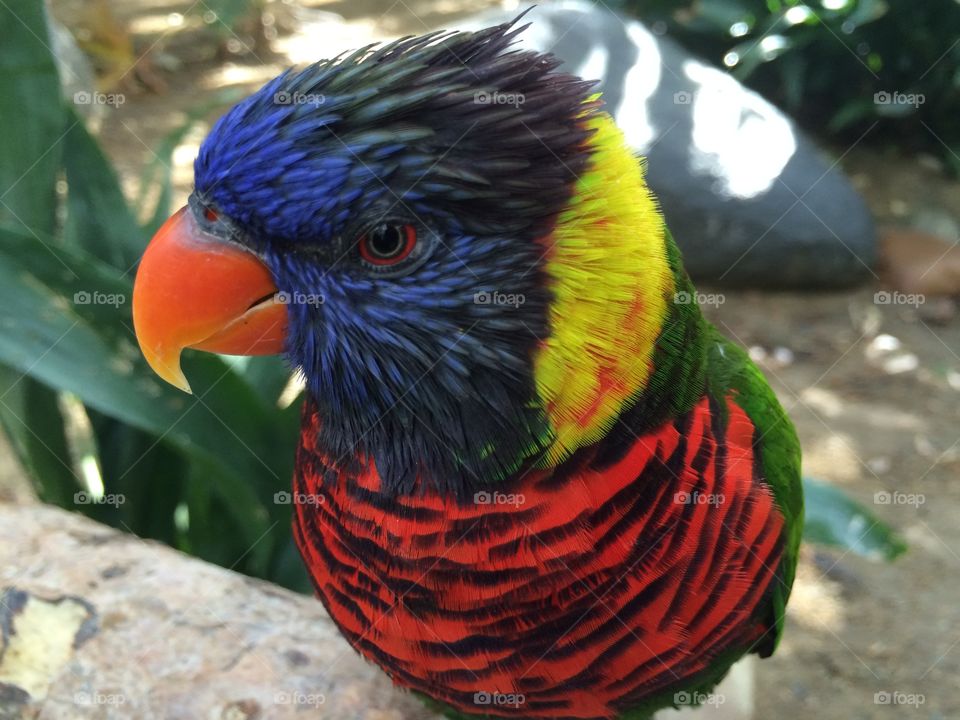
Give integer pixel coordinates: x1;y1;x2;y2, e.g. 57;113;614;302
132;205;287;393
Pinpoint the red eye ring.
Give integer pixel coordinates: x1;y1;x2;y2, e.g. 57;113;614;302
358;223;417;266
204;206;219;223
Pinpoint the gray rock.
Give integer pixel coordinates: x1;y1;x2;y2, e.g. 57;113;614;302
460;2;877;289
0;502;440;720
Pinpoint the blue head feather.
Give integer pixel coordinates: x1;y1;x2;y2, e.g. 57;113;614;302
192;16;599;495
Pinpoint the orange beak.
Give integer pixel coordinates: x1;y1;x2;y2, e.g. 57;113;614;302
132;206;287;393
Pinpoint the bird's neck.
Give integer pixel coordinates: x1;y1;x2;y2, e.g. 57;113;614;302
531;112;707;466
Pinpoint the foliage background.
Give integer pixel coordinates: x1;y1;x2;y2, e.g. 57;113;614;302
614;0;960;172
0;1;309;591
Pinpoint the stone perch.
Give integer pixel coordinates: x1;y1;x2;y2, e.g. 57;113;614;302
0;503;752;720
0;502;439;720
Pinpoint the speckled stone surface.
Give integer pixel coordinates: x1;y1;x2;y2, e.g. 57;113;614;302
0;502;441;720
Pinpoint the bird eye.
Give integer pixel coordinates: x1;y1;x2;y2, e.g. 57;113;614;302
358;223;417;266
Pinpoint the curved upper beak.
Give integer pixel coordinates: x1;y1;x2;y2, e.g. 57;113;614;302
132;206;287;393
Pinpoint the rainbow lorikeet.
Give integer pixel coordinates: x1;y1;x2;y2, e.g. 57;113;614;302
132;16;802;720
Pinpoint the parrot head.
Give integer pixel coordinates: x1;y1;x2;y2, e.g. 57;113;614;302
133;17;675;495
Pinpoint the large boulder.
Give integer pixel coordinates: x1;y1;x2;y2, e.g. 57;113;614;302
461;2;877;289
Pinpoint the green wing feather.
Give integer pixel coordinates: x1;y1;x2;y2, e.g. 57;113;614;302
704;328;803;653
661;224;803;653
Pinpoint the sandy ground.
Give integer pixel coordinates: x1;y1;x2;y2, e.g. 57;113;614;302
9;1;958;718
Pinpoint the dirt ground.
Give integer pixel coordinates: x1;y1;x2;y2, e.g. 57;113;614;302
17;1;960;718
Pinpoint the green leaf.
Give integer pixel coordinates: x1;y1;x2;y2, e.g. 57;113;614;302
827;97;879;132
0;223;290;551
802;477;907;561
729;31;794;79
0;0;65;236
0;367;77;506
689;0;756;32
844;0;889;29
87;411;187;544
228;355;298;408
0;1;306;589
63;108;146;270
270;534;313;593
183;453;276;575
778;53;807;112
202;0;261;33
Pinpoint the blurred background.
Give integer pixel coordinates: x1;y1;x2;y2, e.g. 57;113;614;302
0;0;958;718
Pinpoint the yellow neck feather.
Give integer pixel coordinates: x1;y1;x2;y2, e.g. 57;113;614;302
533;111;674;464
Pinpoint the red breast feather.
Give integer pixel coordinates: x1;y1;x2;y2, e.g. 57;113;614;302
293;394;784;719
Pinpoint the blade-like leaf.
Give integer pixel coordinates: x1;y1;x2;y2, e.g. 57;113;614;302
0;0;64;236
228;355;298;408
88;411;187;545
203;0;261;34
0;223;292;550
63;107;146;270
0;366;77;506
802;477;907;561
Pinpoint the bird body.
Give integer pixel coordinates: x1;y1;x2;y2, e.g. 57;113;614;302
295;387;791;720
132;15;802;720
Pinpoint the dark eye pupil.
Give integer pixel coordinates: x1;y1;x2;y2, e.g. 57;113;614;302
369;224;404;258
